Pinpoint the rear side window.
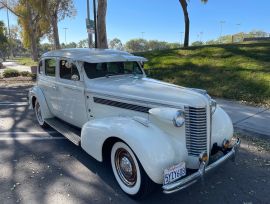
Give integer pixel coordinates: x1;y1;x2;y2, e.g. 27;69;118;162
45;59;56;77
60;60;80;80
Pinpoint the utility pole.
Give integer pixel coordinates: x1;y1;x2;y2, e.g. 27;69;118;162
200;32;203;42
63;28;68;44
93;0;98;48
219;21;226;44
236;23;241;33
86;0;93;48
141;32;145;39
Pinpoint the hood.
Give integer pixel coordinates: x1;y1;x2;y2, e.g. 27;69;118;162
86;75;210;108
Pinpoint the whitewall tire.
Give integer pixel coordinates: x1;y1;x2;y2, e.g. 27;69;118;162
35;100;47;128
111;142;155;199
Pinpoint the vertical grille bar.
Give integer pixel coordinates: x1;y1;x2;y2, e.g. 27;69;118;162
185;106;207;156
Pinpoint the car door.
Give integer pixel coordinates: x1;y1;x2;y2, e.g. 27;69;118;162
39;58;60;116
57;59;88;128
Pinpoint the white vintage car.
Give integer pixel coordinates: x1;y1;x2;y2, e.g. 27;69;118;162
29;48;240;198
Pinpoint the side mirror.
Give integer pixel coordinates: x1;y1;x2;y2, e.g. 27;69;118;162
71;74;79;81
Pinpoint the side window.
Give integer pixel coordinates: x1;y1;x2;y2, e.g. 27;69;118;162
45;59;56;77
60;60;80;80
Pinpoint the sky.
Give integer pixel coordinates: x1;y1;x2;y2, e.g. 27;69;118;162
0;0;270;44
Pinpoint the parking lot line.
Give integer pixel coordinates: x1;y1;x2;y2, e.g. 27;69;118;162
0;102;28;106
0;131;58;135
0;136;65;141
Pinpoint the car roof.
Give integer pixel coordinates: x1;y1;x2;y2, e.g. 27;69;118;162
41;48;148;63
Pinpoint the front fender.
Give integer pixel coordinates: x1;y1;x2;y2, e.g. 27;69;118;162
211;106;234;146
28;86;53;119
81;116;187;184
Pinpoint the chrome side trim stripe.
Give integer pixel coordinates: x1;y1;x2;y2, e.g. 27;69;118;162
93;97;150;113
86;90;187;110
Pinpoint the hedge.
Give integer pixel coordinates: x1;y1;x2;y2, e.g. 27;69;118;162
3;69;20;78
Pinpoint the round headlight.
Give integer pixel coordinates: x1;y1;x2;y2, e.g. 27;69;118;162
210;99;217;115
173;110;185;127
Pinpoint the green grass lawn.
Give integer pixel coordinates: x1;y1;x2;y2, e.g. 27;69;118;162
16;57;37;67
139;42;270;107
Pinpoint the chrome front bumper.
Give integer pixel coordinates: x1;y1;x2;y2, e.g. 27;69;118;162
162;138;241;194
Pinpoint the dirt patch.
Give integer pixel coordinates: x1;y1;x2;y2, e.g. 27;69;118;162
0;77;35;87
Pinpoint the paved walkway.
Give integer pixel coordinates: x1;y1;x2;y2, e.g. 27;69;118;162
0;61;32;74
216;99;270;138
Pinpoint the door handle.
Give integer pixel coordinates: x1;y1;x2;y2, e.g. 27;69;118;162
63;86;77;90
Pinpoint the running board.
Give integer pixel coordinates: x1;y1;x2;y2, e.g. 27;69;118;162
45;118;81;146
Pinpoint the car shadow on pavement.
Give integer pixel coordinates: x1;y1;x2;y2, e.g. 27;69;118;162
1;85;270;204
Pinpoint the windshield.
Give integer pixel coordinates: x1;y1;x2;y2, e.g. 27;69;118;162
84;61;143;79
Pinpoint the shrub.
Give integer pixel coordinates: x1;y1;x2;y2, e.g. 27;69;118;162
3;69;20;78
31;73;37;80
20;71;31;77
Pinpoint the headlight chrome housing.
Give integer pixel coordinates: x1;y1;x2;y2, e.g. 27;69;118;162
173;110;185;127
210;99;217;115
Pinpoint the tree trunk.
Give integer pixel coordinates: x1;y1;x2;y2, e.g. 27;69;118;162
179;0;190;47
26;2;38;61
30;32;38;61
97;0;108;48
51;15;61;50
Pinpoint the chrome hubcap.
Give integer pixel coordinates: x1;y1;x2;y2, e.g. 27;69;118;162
115;148;137;187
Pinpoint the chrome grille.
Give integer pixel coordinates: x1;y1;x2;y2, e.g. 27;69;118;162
185;106;207;156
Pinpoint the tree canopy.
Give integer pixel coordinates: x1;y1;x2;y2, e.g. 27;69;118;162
0;21;8;58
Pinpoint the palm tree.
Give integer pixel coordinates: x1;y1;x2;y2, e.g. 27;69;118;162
97;0;108;48
179;0;208;47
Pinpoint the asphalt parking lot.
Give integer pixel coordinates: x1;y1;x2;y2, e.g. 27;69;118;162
0;84;270;204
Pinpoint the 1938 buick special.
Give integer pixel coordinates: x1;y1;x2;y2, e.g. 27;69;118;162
28;48;240;198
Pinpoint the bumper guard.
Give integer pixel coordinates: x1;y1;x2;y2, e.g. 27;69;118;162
162;138;241;194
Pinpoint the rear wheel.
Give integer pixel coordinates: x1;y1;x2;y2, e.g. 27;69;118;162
34;100;47;128
111;142;155;199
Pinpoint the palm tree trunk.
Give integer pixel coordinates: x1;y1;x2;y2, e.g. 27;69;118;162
97;0;108;48
179;0;190;47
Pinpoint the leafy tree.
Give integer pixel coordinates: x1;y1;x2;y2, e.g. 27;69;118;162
168;42;181;49
1;0;50;61
62;42;77;48
39;43;53;54
0;21;8;59
109;38;123;50
97;0;108;48
15;0;50;61
245;30;269;38
45;0;76;50
205;40;216;45
179;0;208;47
191;41;204;46
148;40;170;51
125;38;149;52
77;39;88;48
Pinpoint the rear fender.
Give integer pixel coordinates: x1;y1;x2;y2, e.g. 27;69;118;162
28;86;53;119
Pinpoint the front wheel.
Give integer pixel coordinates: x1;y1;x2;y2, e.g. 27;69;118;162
34;100;47;128
111;142;155;199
